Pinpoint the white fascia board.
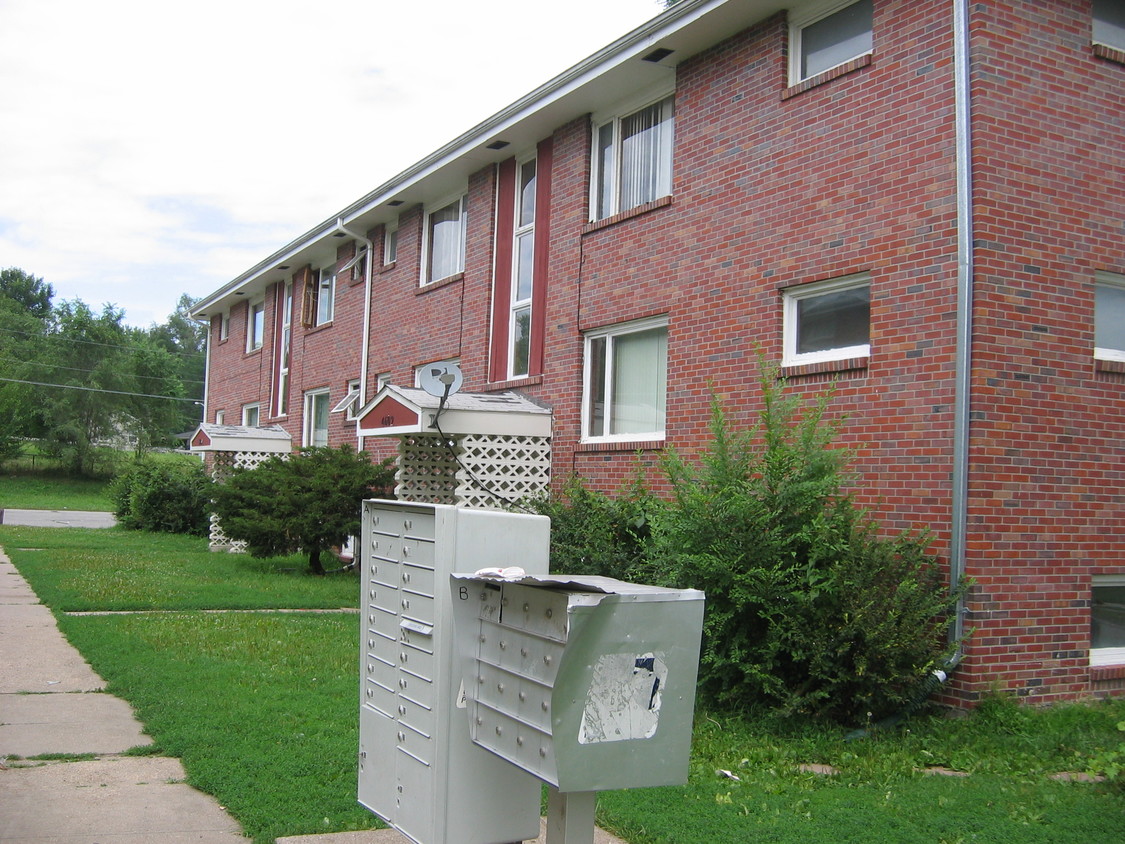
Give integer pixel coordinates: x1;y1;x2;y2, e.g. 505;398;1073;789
192;0;784;321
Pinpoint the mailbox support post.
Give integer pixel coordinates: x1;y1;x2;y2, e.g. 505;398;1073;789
546;788;596;844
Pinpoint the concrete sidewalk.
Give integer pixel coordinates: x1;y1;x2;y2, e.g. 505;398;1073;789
0;546;623;844
0;509;118;529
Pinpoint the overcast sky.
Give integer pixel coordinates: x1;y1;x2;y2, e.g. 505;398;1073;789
0;0;664;327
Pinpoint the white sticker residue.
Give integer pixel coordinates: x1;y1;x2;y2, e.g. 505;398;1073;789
578;652;667;744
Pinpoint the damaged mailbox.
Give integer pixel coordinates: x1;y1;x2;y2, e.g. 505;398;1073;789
451;573;705;793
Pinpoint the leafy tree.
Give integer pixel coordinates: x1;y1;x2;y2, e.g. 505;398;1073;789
0;267;54;320
143;293;206;433
211;446;395;575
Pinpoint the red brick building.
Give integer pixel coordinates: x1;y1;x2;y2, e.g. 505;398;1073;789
192;0;1125;705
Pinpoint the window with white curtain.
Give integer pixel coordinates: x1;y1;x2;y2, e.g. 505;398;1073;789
424;195;467;284
583;317;668;441
592;95;674;221
242;403;260;427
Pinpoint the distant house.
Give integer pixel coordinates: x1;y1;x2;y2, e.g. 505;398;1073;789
192;0;1125;705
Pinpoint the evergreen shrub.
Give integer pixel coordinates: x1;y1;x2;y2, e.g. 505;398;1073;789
111;459;210;536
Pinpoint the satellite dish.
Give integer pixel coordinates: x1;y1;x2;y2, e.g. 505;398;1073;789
419;362;464;399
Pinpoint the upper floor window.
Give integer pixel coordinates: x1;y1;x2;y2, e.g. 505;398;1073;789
424;195;467;284
1094;0;1125;51
510;158;537;378
316;265;336;325
215;409;225;425
219;312;230;342
783;273;871;367
247;299;265;352
583;317;668;442
384;221;399;266
790;0;873;84
1095;272;1125;362
592;94;674;221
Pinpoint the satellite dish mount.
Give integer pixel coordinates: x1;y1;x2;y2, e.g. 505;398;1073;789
418;362;464;422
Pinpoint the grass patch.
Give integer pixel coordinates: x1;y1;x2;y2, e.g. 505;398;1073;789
0;527;359;611
2;525;1123;844
0;473;114;511
55;610;377;843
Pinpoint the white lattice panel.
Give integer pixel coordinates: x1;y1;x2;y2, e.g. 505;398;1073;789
396;433;550;510
208;450;285;552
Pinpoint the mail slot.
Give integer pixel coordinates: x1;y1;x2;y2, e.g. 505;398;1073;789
451;573;705;793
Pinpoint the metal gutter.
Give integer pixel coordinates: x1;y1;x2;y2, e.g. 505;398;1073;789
950;0;975;649
334;218;374;430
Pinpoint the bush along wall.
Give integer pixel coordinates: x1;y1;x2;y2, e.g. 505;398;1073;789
539;367;967;725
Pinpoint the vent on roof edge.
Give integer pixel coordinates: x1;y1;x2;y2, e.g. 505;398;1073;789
642;47;674;63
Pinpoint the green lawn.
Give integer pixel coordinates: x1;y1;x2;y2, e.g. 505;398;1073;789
0;473;114;511
2;526;1123;844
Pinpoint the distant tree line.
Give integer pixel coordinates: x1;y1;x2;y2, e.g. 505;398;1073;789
0;267;206;475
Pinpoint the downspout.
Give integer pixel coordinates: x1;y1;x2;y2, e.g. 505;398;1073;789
336;218;374;451
950;0;974;655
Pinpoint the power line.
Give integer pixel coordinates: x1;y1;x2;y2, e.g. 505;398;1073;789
0;377;201;403
0;355;206;387
0;325;205;359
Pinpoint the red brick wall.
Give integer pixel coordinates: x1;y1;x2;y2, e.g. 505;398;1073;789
953;0;1125;703
203;0;1125;703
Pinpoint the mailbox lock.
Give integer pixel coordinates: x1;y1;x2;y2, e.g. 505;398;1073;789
521;647;528;657
516;736;524;747
495;725;503;736
523;602;530;612
397;731;406;742
497;683;505;693
518;691;527;702
545;607;553;618
499;640;507;650
543;654;553;666
400;651;408;663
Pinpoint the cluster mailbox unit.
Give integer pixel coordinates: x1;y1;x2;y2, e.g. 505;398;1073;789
357;500;548;844
450;573;705;793
358;499;705;844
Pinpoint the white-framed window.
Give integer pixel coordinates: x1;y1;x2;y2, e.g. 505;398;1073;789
592;92;674;222
423;194;467;284
1094;0;1125;51
215;410;225;425
315;265;336;325
303;388;331;447
219;312;230;342
384;221;399;266
1092;575;1125;667
582;317;668;443
345;243;368;283
783;273;871;366
332;378;363;420
1095;271;1125;362
247;299;265;352
789;0;873;84
509;157;537;378
242;403;261;427
275;282;293;417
